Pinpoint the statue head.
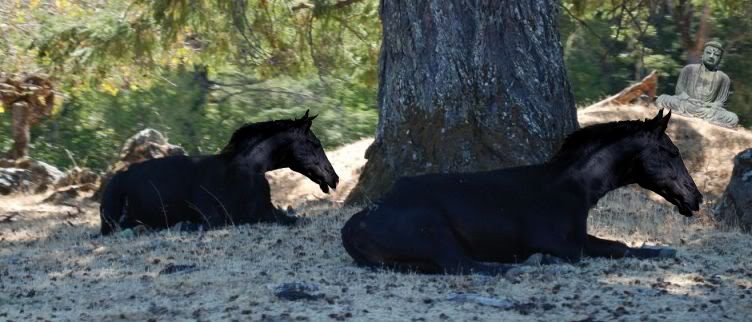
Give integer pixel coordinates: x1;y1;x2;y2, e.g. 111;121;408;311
702;41;723;70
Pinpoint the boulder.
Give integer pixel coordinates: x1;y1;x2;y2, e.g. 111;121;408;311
16;159;64;193
715;149;752;232
0;158;63;194
93;129;185;200
0;168;31;195
110;128;185;173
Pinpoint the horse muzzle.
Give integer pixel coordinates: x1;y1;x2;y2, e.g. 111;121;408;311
319;173;339;193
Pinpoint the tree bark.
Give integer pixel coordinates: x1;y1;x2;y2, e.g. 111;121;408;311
184;64;210;155
347;0;578;204
674;0;711;64
10;101;30;159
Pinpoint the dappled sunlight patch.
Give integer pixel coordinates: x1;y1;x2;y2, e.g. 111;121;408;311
1;190;750;320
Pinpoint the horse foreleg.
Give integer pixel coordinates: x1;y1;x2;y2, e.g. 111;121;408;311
584;234;676;259
527;237;583;263
439;258;516;276
271;207;298;225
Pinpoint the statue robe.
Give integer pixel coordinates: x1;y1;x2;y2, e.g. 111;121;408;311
656;64;738;128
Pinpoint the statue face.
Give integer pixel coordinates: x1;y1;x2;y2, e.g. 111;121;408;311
702;46;722;69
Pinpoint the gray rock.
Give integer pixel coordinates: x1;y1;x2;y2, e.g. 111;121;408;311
715;148;752;232
0;168;31;195
17;159;64;193
0;159;63;194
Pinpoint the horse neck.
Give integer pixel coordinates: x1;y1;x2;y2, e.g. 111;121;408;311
555;138;644;208
231;132;292;173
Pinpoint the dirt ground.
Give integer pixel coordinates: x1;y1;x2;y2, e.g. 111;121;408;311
1;187;750;322
2;104;752;321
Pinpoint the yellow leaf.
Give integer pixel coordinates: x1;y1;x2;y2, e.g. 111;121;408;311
51;96;64;115
30;0;41;9
100;82;119;96
55;0;69;10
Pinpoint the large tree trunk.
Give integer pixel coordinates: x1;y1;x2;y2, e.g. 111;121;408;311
347;0;578;204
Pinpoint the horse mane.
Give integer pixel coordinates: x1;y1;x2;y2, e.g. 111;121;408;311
550;119;649;163
220;118;302;156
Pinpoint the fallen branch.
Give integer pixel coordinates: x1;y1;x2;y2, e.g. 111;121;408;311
592;70;657;107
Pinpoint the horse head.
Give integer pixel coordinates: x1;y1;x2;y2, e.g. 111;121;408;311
287;110;339;193
631;109;702;216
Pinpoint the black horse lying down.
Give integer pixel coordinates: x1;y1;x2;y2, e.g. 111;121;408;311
342;109;702;274
100;111;338;235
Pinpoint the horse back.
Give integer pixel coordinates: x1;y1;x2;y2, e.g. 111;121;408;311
106;155;208;228
385;166;553;209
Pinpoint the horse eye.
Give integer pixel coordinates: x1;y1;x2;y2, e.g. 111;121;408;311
659;146;679;157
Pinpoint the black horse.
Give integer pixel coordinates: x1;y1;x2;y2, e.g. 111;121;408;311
100;111;338;235
341;110;702;274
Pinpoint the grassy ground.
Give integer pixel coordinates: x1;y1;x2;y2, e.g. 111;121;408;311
1;187;750;322
2;104;751;321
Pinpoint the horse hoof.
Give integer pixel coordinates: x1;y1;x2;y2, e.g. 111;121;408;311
640;246;677;258
503;267;525;280
172;222;203;232
293;216;313;226
542;254;566;265
522;253;544;266
133;225;150;236
118;228;135;239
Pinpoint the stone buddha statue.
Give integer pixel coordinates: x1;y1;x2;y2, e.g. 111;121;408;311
655;41;739;128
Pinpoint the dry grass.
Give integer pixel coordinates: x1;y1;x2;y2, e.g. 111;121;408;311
1;188;751;321
2;105;751;321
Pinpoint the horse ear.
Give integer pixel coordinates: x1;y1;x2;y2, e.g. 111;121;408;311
649;109;664;123
651;109;671;135
659;110;672;132
304;115;317;131
299;111;316;131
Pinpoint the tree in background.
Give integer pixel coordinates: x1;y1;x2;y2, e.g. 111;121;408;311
0;0;381;169
0;73;56;159
0;1;58;160
347;0;578;203
560;0;752;127
2;0;752;171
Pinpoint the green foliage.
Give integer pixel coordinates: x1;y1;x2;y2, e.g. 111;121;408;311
1;0;380;170
561;0;752;127
4;0;752;172
11;69;376;171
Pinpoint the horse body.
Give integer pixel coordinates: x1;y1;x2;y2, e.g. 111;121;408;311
101;155;277;233
100;111;338;235
342;110;702;274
